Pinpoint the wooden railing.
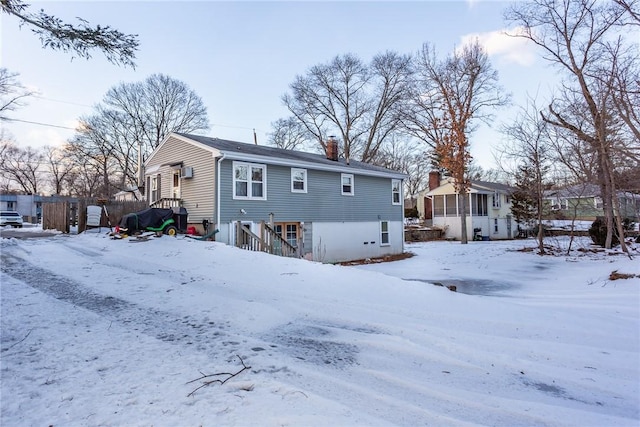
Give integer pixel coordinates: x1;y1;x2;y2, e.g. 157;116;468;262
235;221;299;258
150;198;182;209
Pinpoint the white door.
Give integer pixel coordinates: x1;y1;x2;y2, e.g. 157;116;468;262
172;170;181;199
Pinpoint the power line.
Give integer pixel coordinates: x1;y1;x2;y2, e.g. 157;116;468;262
2;117;76;130
32;95;93;108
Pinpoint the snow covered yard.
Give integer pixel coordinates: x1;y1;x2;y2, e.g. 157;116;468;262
1;229;638;426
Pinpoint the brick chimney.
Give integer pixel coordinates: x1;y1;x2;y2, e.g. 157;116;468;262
326;136;338;161
428;171;441;190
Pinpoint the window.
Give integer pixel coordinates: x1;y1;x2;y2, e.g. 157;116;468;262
492;192;501;208
594;197;603;209
457;194;470;215
380;221;390;245
494;218;499;233
445;194;457;216
6;201;15;210
291;168;307;193
471;193;488;216
150;176;158;202
274;222;300;247
341;173;354;195
234;162;266;200
433;195;445;217
391;179;401;205
551;198;569;211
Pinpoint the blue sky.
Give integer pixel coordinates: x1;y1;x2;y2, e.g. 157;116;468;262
1;1;558;168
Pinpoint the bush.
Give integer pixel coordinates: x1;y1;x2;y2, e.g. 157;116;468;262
589;217;634;247
404;206;419;219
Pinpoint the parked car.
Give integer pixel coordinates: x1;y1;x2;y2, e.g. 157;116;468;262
0;211;24;228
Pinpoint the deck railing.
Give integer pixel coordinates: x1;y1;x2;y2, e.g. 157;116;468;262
149;198;182;209
235;221;299;258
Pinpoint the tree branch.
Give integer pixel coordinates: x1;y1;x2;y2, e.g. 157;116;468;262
186;355;251;397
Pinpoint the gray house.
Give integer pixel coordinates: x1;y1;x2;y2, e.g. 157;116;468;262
144;132;407;263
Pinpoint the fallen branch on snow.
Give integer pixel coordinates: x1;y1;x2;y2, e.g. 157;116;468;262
186;355;251;397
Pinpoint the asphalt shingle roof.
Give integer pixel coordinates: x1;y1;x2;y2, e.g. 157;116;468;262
175;133;406;178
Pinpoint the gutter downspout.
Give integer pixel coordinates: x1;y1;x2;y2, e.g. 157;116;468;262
216;153;226;240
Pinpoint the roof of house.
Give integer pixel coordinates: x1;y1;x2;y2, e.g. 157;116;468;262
424;177;514;195
470;180;514;193
171;132;407;179
544;183;640;199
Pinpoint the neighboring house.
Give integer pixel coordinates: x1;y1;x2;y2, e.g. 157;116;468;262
143;132;407;263
113;187;143;201
0;194;79;223
543;183;640;222
420;172;517;240
0;194;44;221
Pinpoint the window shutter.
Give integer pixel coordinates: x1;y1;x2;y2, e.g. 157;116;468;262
156;174;162;201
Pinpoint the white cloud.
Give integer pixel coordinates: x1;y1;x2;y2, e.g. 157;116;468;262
460;27;536;66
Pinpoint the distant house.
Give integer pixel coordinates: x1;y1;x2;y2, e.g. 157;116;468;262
0;194;78;223
0;194;44;222
143;132;407;263
419;172;517;240
543;183;640;221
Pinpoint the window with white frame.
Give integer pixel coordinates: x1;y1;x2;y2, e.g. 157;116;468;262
380;220;390;245
392;179;401;205
341;173;354;195
492;192;501;208
551;198;569;210
233;162;266;200
494;218;499;233
291;168;307;193
150;176;158;202
594;197;603;209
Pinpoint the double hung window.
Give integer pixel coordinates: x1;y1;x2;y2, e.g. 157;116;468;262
234;162;266;200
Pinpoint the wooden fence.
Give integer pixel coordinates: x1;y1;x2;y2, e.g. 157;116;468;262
42;199;148;233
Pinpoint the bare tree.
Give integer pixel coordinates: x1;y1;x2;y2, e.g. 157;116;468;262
282;51;412;163
267;117;313;151
1;0;139;67
403;41;510;243
43;144;75;195
0;68;35;121
71;74;210;194
496;98;554;253
372;135;430;199
505;0;638;252
0;138;44;193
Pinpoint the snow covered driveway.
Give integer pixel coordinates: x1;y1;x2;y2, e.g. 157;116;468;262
1;232;639;426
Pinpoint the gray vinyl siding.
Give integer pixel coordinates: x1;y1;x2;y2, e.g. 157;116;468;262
219;160;403;223
145;136;217;222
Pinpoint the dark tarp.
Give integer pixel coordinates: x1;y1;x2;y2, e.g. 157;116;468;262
118;208;174;233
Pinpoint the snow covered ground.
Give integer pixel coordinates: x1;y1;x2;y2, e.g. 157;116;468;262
1;227;638;426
